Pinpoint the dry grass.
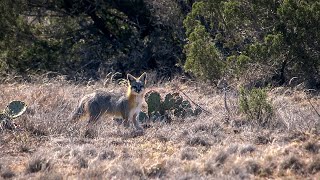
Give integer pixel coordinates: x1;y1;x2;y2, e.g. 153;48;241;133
0;78;319;179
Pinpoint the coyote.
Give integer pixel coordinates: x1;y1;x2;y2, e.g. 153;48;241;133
71;72;147;132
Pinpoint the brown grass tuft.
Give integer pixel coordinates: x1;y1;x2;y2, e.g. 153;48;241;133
39;171;63;180
304;141;320;154
186;136;211;147
244;160;261;175
98;150;116;161
180;147;198;160
26;156;51;173
240;144;256;155
308;157;320;174
280;155;305;174
1;169;15;179
0;80;319;179
77;157;89;169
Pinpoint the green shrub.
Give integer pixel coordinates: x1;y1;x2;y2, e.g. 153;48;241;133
183;2;225;82
239;87;273;127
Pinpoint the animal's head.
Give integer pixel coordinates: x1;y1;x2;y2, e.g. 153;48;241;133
127;72;147;95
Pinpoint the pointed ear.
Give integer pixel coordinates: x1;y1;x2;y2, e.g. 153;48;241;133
127;73;136;84
139;72;147;83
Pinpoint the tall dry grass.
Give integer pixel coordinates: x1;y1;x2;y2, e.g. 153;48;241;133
0;78;319;179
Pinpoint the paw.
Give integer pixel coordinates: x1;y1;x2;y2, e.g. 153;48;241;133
123;121;130;128
134;128;144;136
113;118;123;125
135;126;144;133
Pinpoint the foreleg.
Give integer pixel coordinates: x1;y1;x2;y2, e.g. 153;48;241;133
132;113;143;132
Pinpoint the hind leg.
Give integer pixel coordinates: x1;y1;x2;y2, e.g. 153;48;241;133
84;113;102;138
87;101;102;124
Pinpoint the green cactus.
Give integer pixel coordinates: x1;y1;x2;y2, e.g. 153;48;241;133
139;111;148;123
163;93;175;111
145;91;161;116
193;107;202;116
5;101;27;118
0;100;27;130
145;91;201;121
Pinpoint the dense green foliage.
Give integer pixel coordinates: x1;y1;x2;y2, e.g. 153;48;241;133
184;0;320;87
0;0;185;80
0;0;319;87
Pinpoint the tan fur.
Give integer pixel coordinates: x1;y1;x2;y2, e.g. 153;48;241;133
71;72;147;131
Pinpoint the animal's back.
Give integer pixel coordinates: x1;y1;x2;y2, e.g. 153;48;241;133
72;90;129;123
88;90;126;115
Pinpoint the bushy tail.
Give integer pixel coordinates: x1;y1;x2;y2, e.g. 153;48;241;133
70;101;86;122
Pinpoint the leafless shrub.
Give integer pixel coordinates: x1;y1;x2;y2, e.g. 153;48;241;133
186;136;211;147
304;141;320;154
254;136;272;145
280;155;305;174
108;161;145;179
26;156;51;173
204;145;239;175
174;173;203;180
214;145;238;167
203;162;217;175
180;147;198;160
98;150;116;161
145;163;167;178
244;160;261;175
228;166;249;179
77;157;88;169
308;157;320;174
215;151;229;167
83;148;98;158
240;144;256;155
259;162;277;177
272;91;320;132
192;122;221;135
39;171;63;180
81;167;105;179
1;169;15;179
83;128;97;139
155;133;169;142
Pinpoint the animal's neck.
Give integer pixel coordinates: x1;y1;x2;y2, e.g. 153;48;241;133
127;88;143;102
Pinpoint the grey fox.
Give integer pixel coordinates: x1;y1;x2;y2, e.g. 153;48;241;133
71;72;147;132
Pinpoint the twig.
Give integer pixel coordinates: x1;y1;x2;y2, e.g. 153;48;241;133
223;87;230;116
307;98;320;119
178;89;212;115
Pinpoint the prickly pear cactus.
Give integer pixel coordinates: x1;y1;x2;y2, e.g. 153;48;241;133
0;100;27;130
145;90;201;121
146;91;161;117
5;100;27;118
139;111;148;123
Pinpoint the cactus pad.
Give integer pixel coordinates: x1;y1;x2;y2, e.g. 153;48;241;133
145;91;161;116
139;111;148;123
145;90;201;121
5;100;27;118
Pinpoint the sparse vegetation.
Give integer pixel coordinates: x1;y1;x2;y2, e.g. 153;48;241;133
26;156;50;173
0;79;319;179
1;0;319;178
1;169;15;179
